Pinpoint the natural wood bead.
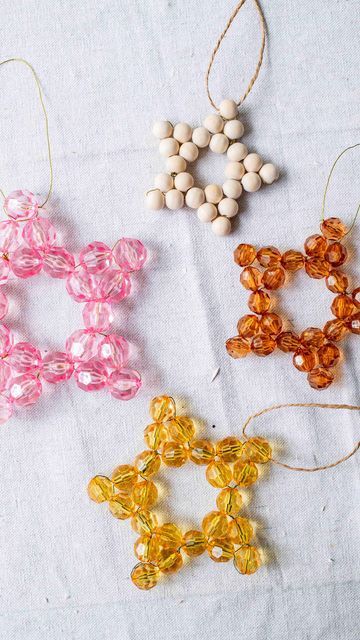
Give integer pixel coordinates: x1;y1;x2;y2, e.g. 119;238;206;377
165;189;184;210
210;133;229;154
203;114;224;134
166;155;187;174
192;126;211;148
226;336;251;358
260;313;282;336
248;290;271;314
225;161;245;180
185;187;205;208
348;313;360;334
352;287;360;308
234;243;256;266
241;172;262;192
323;319;348;342
320;217;347;240
223;179;242;199
237;314;261;338
240;266;263;291
281;250;305;272
218;197;238;218
243;153;263;172
276;331;300;352
223;119;244;139
257;246;281;268
308;367;334;390
251;334;276;356
259;163;279;184
205;184;223;204
197;202;217;222
325;242;347;267
173;122;192;143
154;173;173;192
305;257;330;279
227;142;248;161
293;348;316;372
326;270;349;293
219;98;238;120
262;266;286;290
304;234;327;257
300;327;325;349
211;216;231;236
331;294;355;318
317;343;340;368
146;189;165;210
179;141;199;162
153;120;173;139
174;171;194;192
159;137;179;157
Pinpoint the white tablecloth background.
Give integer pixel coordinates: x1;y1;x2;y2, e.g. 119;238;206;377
0;1;359;638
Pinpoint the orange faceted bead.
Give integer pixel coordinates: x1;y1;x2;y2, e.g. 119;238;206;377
352;288;360;308
207;539;234;562
251;334;277;356
293;348;316;372
331;294;355;319
323;319;348;342
182;530;207;557
257;246;281;268
248;290;271;314
281;250;305;272
237;314;260;339
300;327;325;349
240;266;263;291
260;313;282;336
216;437;243;462
325;242;347;267
242;437;272;463
348;313;360;334
226;336;251;359
228;517;253;545
135;450;161;477
326;270;349;294
189;439;215;465
262;267;286;290
202;511;229;539
131;562;160;590
161;441;188;467
304;234;327;257
317;342;340;368
234;545;261;575
305;257;330;279
308;367;334;390
276;331;300;352
206;460;232;488
234;243;256;266
320;217;347;240
216;487;243;516
233;460;258;487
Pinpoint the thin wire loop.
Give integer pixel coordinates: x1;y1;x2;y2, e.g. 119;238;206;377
0;58;53;207
242;402;360;472
321;143;360;237
205;0;266;111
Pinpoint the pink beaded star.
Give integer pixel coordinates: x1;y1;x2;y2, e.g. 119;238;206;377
0;189;147;424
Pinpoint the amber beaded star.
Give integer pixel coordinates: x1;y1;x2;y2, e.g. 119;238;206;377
226;217;360;389
88;395;271;590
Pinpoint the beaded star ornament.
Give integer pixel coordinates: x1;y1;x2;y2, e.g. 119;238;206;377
0;58;147;424
145;0;279;237
88;397;360;590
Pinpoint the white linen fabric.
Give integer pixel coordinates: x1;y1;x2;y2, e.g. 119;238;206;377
0;1;359;638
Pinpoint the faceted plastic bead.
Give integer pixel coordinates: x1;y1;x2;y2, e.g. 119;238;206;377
300;327;325;349
83;301;114;331
134;535;160;563
206;460;232;488
242;437;272;463
233;460;258;487
262;267;285;290
207;539;234;562
97;269;131;302
317;343;340;368
0;324;13;356
132;480;158;508
237;314;260;339
256;246;281;268
248;290;271;314
0;360;11;391
216;487;242;516
8;342;42;372
348;313;360;334
305;257;330;279
23;217;56;250
4;190;39;221
216;437;243;462
352;288;360;309
182;530;207;557
135;450;161;477
281;250;305;272
155;523;183;549
0;395;13;424
109;493;135;519
66;267;96;301
0;258;10;286
293;348;316;372
0;290;8;319
111;464;138;491
234;243;256;267
108;368;142;400
226;336;251;358
234;545;261;574
144;422;168;450
79;242;113;274
325;242;347;267
87;475;114;502
331;294;355;319
260;313;282;336
11;247;42;278
43;246;75;279
9;373;42;406
276;331;300;352
304;234;327;257
202;511;229;538
98;334;129;369
320;217;347;240
168;416;195;443
74;358;108;391
308;367;334;390
323;319;348;342
251;334;276;356
150;395;176;422
161;441;188;467
228;517;253;544
0;220;21;252
157;549;183;574
113;238;147;272
189;439;215;465
131;563;160;590
240;266;262;291
326;271;349;293
131;509;158;536
66;329;97;362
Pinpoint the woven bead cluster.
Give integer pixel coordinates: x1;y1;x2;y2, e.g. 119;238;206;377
226;217;360;390
145;98;279;236
0;189;147;423
88;394;271;590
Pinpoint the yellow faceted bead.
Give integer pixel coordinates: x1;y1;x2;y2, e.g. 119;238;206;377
111;464;138;492
161;441;188;467
150;395;176;422
131;509;158;536
182;530;207;557
242;437;272;463
155;523;183;549
216;437;243;462
144;422;168;450
206;460;232;488
202;511;229;538
135;450;161;477
207;538;234;562
216;487;242;516
228;517;253;544
168;416;195;443
132;480;158;509
189;439;215;465
87;475;114;503
131;562;160;590
233;460;259;487
234;545;261;575
109;494;135;520
134;535;160;563
156;548;183;574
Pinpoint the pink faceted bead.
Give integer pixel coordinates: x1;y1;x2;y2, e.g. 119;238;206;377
0;360;11;391
66;267;97;302
98;335;129;369
9;373;42;406
0;325;13;356
11;247;43;278
4;190;39;221
97;269;131;302
74;358;108;391
65;329;98;362
8;342;42;373
42;351;74;383
23;217;56;251
108;368;142;400
0;290;8;319
0;258;10;285
0;220;21;253
43;246;75;279
79;242;113;274
0;394;13;424
82;301;114;331
113;238;147;272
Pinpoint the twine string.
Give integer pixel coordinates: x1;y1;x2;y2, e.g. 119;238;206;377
242;402;360;472
0;58;53;207
205;0;266;111
321;143;360;237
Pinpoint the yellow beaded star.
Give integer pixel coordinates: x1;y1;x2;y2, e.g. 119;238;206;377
88;395;271;590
